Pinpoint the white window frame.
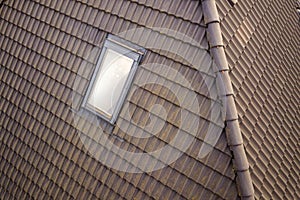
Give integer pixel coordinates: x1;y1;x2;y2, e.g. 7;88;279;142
82;35;146;124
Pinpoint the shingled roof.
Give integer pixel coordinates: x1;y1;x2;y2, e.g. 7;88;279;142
217;0;300;199
0;0;299;199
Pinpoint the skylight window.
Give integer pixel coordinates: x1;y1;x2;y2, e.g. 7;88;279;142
83;35;145;124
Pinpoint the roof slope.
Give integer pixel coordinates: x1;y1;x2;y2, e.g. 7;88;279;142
1;0;239;199
217;0;300;199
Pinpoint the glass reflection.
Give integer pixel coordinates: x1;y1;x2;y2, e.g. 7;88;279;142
87;49;134;117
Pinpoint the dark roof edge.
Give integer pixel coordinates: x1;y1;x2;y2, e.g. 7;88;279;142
201;0;255;199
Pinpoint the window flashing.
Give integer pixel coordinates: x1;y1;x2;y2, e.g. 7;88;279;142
107;35;147;55
82;35;145;124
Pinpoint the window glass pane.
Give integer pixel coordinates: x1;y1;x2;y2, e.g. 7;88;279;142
87;49;134;117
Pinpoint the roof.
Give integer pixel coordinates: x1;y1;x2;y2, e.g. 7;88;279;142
0;0;299;199
0;0;239;199
217;0;300;199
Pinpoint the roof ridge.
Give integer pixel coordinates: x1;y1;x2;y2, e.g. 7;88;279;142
201;0;255;199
